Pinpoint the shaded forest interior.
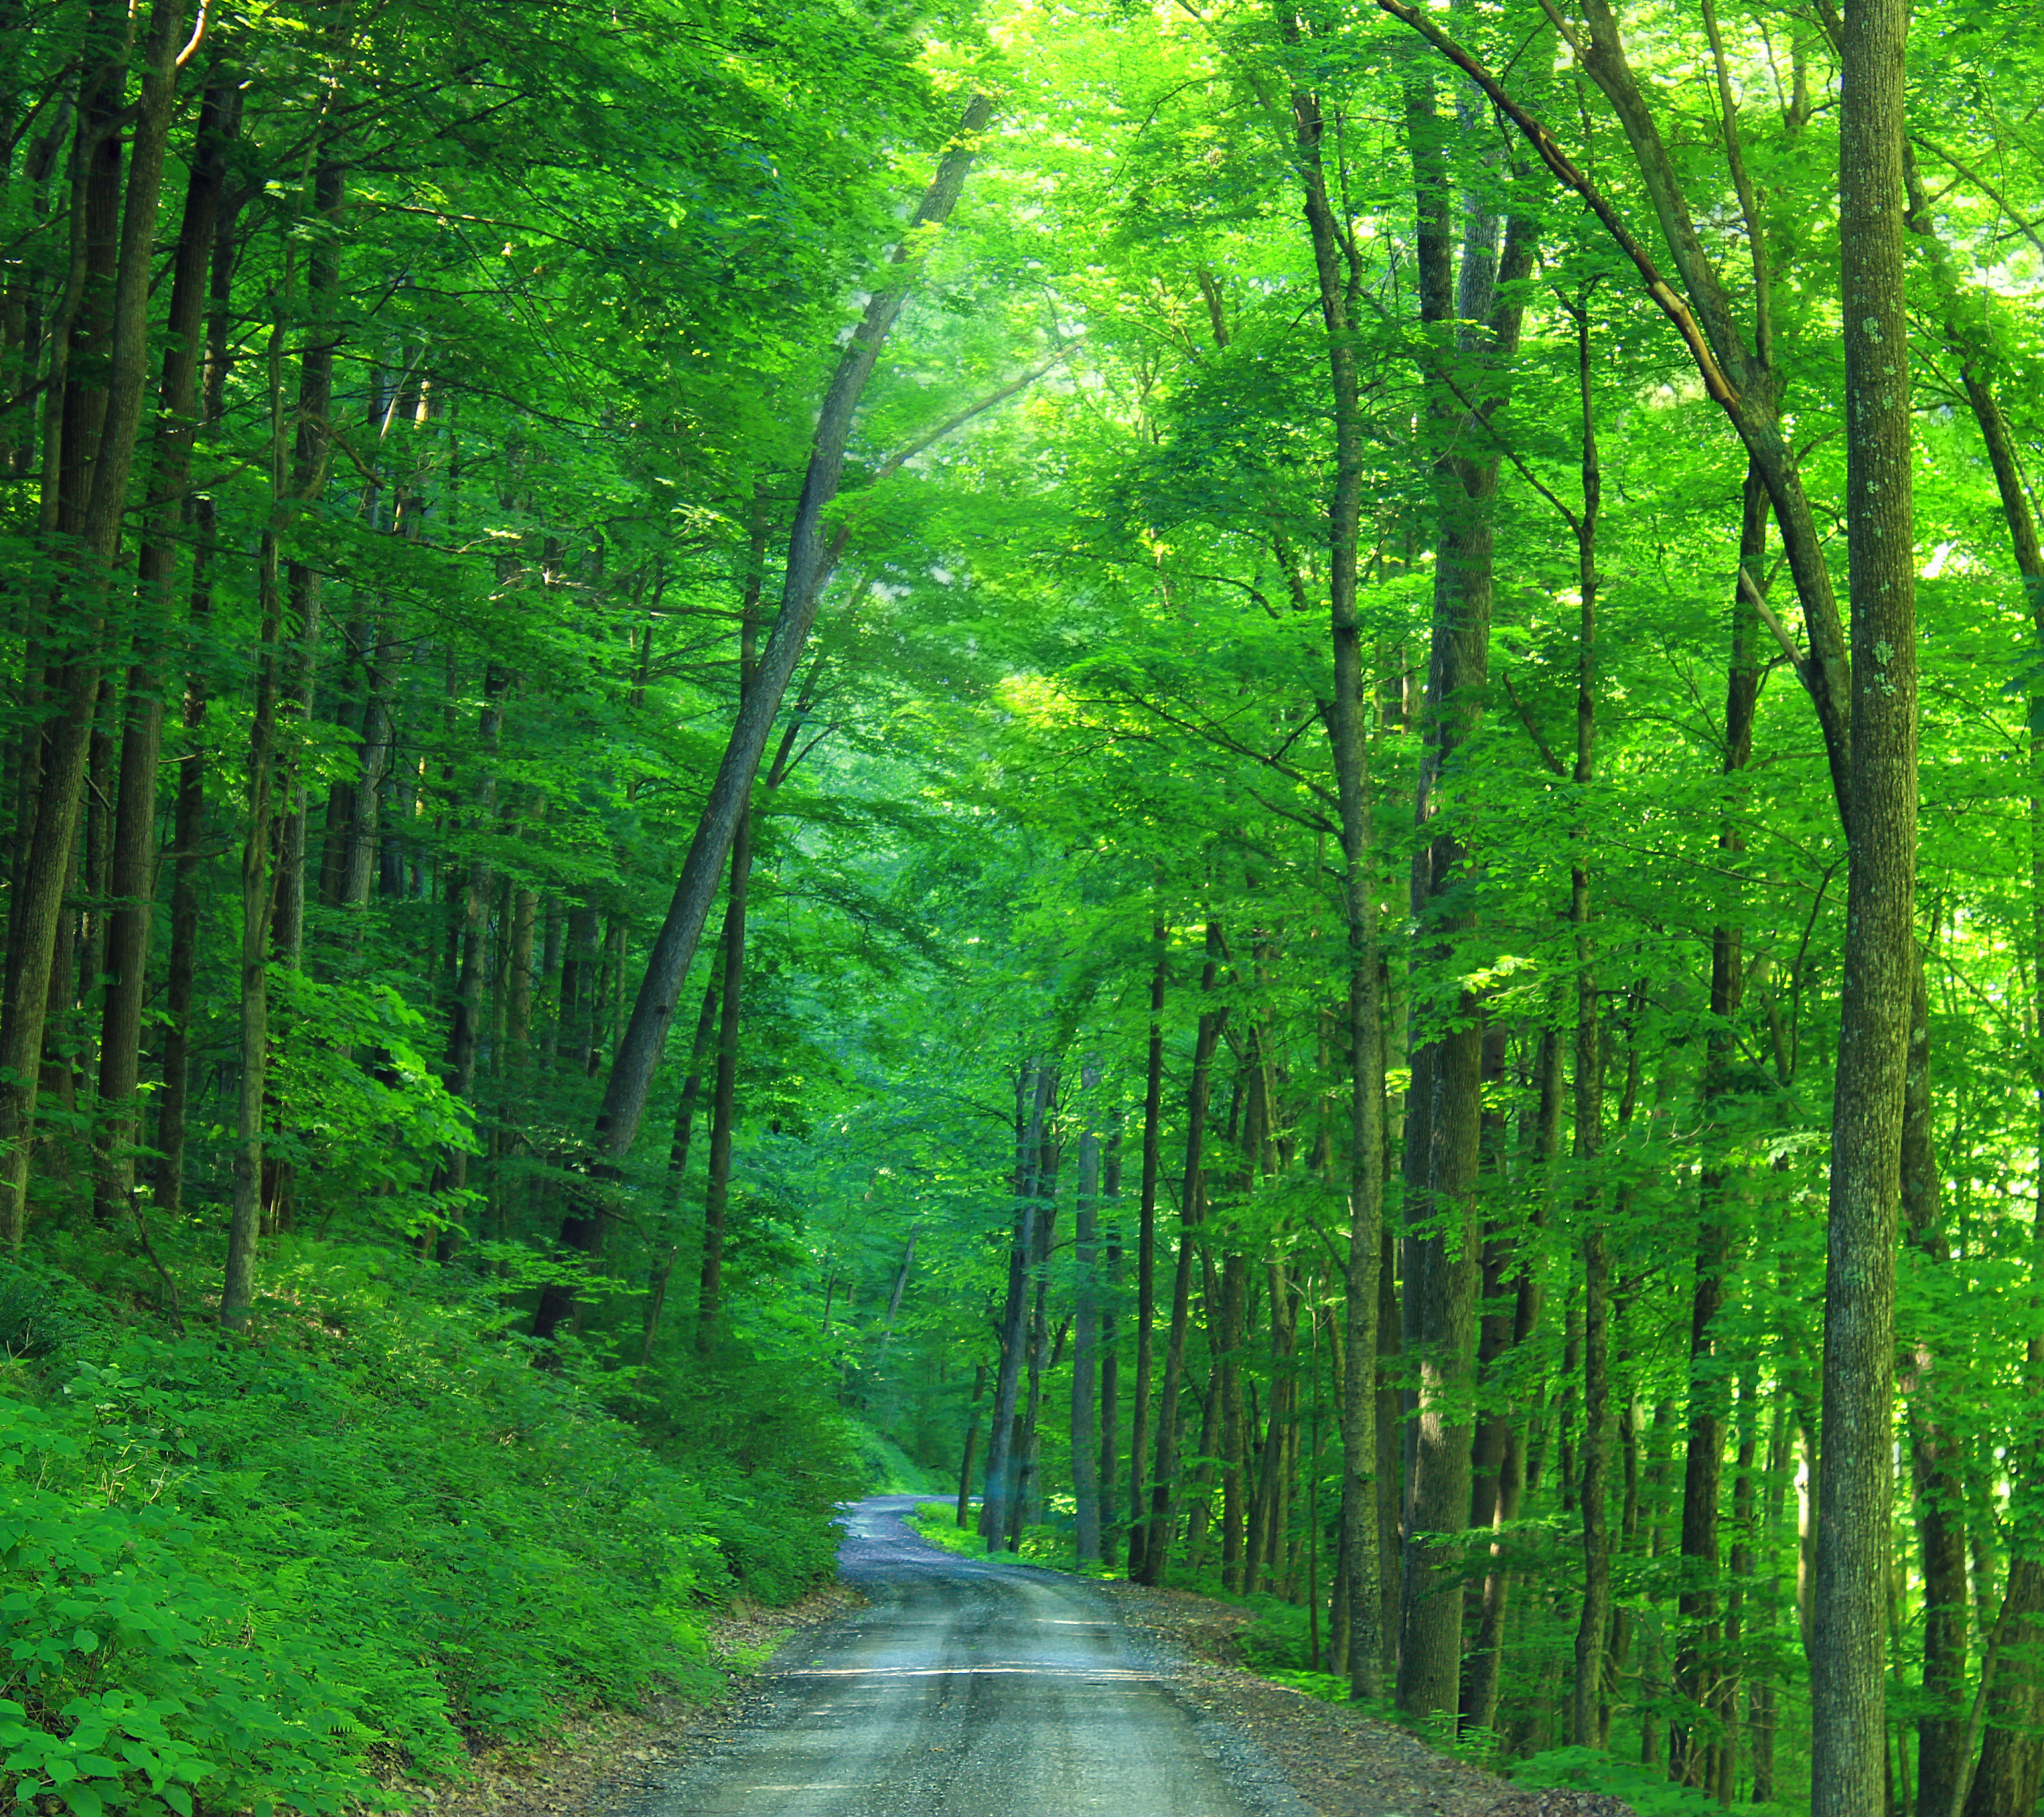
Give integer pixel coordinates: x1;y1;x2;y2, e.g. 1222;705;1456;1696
0;0;2039;1813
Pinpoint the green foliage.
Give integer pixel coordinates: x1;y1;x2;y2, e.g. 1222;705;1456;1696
1508;1748;1752;1816
0;1266;89;1362
846;1422;941;1493
0;1251;850;1813
908;1503;994;1559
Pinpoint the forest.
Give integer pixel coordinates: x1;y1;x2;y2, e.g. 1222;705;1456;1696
0;0;2037;1811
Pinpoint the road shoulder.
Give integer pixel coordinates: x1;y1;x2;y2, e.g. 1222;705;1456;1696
1100;1582;1518;1817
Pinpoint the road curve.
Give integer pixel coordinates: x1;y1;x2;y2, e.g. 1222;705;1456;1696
647;1494;1309;1816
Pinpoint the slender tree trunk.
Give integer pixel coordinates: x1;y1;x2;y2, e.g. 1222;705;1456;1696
154;194;239;1219
1902;137;2044;1817
639;969;719;1366
581;97;991;1182
1099;1129;1123;1570
1138;920;1226;1586
1900;961;1967;1817
693;807;752;1356
1673;463;1766;1787
982;1065;1053;1550
1565;288;1609;1753
1073;1062;1103;1564
92;68;234;1228
1219;1245;1248;1593
223;297;293;1323
1811;0;1917;1806
1280;42;1394;1699
427;666;506;1230
1397;174;1537;1718
0;0;189;1246
1127;920;1167;1578
957;1360;987;1526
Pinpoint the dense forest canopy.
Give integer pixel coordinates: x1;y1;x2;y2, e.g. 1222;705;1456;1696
1;0;2040;1811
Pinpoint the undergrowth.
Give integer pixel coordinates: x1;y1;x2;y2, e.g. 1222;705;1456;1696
0;1246;863;1816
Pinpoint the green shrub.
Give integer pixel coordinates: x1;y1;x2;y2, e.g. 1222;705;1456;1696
1509;1746;1735;1815
0;1250;848;1813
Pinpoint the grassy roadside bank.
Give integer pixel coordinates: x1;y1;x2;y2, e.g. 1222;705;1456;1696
0;1248;880;1816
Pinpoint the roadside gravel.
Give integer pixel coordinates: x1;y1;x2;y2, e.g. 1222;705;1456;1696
1098;1581;1522;1817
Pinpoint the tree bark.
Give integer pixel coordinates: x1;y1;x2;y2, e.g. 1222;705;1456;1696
91;67;234;1228
1072;1060;1104;1564
153;190;239;1219
1138;920;1226;1586
1397;177;1537;1721
693;804;752;1356
1811;0;1917;1804
0;0;189;1246
1672;462;1766;1787
982;1064;1053;1550
1127;919;1167;1579
1278;34;1395;1700
1099;1127;1123;1570
1566;285;1608;1755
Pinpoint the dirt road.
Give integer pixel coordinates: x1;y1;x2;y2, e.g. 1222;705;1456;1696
646;1495;1311;1816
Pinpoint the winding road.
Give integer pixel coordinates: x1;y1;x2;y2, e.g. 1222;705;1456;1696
649;1495;1309;1816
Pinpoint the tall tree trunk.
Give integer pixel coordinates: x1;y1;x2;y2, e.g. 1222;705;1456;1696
1811;0;1916;1804
1127;919;1167;1578
1397;173;1537;1720
693;806;752;1356
1672;463;1766;1787
1899;961;1968;1817
639;970;719;1367
1072;1061;1104;1564
92;66;236;1227
1138;919;1225;1586
1099;1127;1123;1570
427;665;506;1231
982;1064;1053;1550
580;97;991;1184
0;0;189;1246
1565;285;1609;1754
223;136;348;1317
1218;1245;1248;1593
153;191;239;1219
1904;137;2044;1817
1279;32;1395;1698
223;295;293;1322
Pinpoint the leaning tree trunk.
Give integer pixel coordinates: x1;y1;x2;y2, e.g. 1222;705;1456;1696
585;99;991;1157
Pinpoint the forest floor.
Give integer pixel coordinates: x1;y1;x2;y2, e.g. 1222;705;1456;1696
1097;1581;1520;1817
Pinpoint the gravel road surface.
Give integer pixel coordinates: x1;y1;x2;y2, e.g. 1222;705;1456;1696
645;1495;1312;1816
